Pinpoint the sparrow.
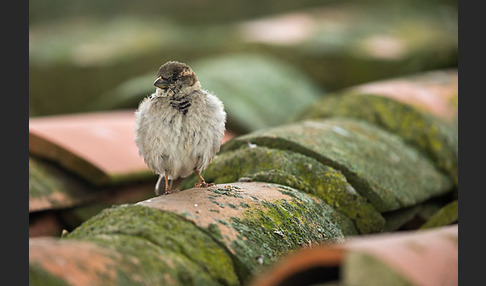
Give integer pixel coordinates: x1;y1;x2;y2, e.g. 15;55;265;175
134;61;226;195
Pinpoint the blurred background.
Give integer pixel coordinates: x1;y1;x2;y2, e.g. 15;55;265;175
29;0;457;134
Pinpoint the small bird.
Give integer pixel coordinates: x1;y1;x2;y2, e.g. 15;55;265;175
134;61;226;195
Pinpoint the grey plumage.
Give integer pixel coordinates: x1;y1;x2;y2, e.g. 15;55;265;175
134;61;226;195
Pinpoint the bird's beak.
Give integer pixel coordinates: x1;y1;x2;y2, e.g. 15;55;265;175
154;77;169;89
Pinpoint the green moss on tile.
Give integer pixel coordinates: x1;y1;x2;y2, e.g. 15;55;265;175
67;205;239;285
29;262;70;286
29;157;60;198
227;203;239;210
87;234;218;285
209;188;244;199
239;202;250;208
29;156;96;210
420;200;458;229
220;118;453;213
181;212;194;218
217;219;231;227
294;93;458;186
183;146;385;234
226;184;357;278
210;200;226;209
343;251;415;286
206;223;223;240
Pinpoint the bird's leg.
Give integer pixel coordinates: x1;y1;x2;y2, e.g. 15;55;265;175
194;170;214;188
155;174;170;196
155;175;163;195
164;174;170;195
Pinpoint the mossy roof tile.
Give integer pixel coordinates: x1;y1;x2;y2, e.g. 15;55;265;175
222;118;453;212
349;69;458;124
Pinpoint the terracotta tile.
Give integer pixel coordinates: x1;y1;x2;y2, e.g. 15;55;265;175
351;70;458;123
29;110;149;186
251;224;457;286
222;130;236;144
342;224;458;286
29;238;120;285
29;110;236;186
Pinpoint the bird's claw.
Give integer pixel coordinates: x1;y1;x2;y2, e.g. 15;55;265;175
194;182;214;188
155;189;170;196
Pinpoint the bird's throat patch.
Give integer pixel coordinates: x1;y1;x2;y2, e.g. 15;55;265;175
169;97;191;115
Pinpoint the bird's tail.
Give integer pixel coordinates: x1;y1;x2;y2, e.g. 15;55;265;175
155;175;185;195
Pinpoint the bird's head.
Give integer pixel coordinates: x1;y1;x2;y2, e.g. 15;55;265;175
153;61;199;97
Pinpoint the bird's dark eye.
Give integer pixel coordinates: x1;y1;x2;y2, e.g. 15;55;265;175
172;73;178;81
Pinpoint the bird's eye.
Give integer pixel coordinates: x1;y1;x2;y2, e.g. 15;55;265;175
172;74;178;81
